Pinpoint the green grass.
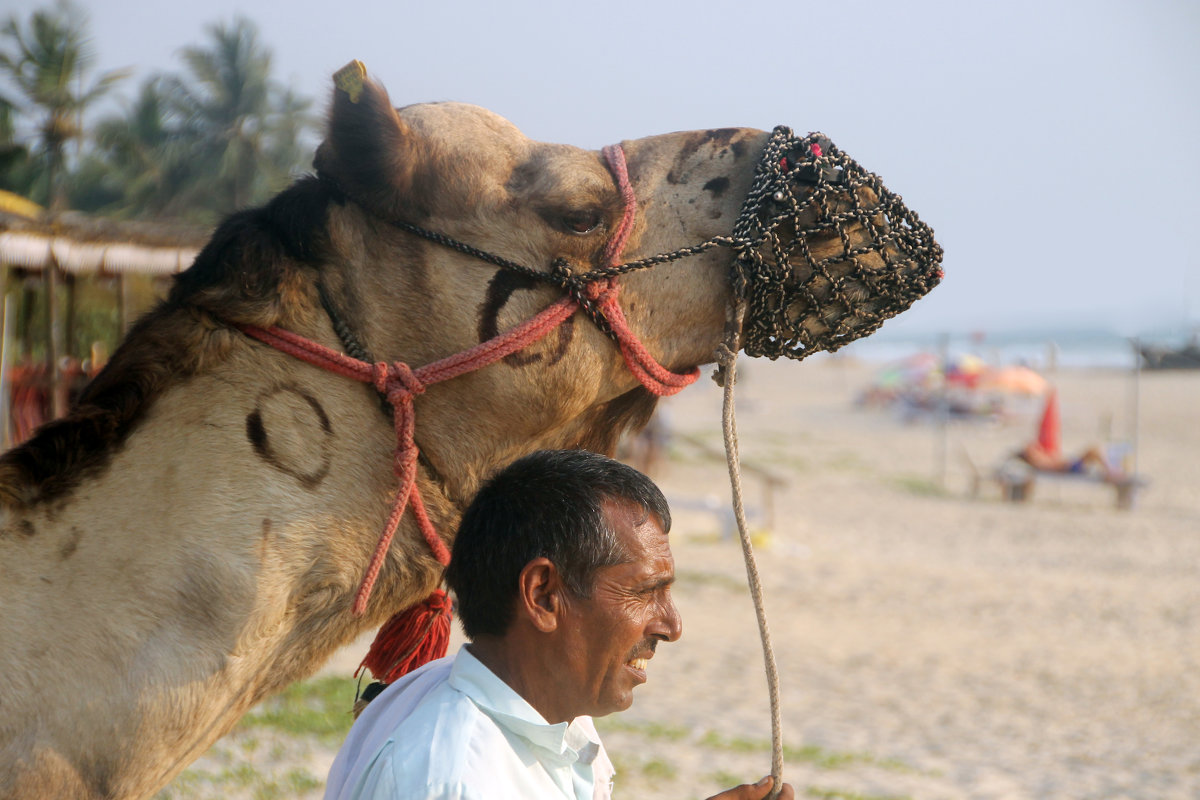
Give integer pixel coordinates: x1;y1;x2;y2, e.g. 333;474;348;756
249;768;322;799
607;753;679;786
707;770;744;788
595;716;691;741
828;452;870;472
892;474;948;497
217;762;262;788
155;747;326;799
237;676;358;745
700;731;915;774
642;757;678;780
700;730;761;752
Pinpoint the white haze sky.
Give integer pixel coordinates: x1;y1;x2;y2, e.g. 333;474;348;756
19;0;1200;336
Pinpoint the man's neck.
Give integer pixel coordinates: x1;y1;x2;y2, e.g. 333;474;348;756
465;638;573;725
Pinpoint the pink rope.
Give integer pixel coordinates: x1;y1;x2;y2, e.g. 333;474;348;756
601;144;638;267
599;144;700;396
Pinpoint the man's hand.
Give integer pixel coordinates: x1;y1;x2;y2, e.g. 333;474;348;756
705;774;795;800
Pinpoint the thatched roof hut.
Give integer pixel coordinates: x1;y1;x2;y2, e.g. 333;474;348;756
0;191;208;275
0;191;211;432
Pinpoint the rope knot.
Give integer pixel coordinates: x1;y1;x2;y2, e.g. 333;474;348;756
550;258;573;288
712;343;738;387
584;278;618;304
374;361;426;406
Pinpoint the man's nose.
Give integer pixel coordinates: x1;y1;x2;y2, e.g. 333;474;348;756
651;594;683;643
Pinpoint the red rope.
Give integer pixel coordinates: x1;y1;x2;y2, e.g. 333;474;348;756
600;144;700;396
601;145;638;267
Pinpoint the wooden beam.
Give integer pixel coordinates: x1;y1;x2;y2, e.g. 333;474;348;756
45;255;64;419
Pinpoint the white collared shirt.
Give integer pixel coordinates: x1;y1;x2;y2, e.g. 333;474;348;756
324;645;615;800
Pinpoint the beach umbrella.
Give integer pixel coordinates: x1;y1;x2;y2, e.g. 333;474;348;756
979;365;1048;396
871;352;939;389
945;353;986;389
1036;390;1061;457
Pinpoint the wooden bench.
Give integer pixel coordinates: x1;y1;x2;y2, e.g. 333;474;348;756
987;457;1147;510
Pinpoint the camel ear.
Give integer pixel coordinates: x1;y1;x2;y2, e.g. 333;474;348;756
314;61;418;218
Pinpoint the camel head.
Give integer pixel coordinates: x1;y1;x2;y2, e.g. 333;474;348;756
309;63;941;379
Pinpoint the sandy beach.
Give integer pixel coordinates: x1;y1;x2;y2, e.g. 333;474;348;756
161;356;1200;800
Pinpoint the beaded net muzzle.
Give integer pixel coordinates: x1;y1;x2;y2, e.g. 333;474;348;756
730;127;943;360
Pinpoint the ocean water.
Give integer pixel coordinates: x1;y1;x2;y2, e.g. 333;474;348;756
834;326;1161;370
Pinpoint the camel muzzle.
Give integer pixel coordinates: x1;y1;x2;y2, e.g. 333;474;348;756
729;127;944;360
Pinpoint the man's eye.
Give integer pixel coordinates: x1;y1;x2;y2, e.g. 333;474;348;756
562;210;603;235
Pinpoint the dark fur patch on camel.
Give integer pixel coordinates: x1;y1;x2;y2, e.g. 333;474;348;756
0;178;336;510
574;385;659;457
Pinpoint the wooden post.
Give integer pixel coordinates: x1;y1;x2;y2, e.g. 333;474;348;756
0;263;7;447
116;273;128;336
1129;338;1141;479
0;294;12;449
20;274;35;361
935;332;950;489
64;273;77;364
45;255;64;419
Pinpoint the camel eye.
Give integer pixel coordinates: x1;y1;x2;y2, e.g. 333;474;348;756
562;210;603;235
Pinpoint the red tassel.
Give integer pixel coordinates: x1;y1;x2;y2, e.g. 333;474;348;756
357;590;452;684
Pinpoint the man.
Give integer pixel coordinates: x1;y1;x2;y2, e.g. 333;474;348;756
325;449;793;800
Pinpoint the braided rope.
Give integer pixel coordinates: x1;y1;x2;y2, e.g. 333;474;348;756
716;306;784;799
601;144;638;266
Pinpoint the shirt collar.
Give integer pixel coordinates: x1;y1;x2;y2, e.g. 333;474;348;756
448;644;602;766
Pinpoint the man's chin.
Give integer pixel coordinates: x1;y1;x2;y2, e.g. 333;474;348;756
594;690;636;718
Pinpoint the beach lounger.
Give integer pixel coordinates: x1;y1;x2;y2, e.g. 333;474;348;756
988;454;1148;510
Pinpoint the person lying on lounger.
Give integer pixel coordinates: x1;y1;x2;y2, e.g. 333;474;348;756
1016;442;1124;482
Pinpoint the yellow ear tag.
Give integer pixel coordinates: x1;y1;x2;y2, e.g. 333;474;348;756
334;60;367;103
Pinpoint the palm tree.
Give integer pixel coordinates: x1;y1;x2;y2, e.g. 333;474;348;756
0;0;127;209
0;95;32;187
75;77;194;218
162;17;313;216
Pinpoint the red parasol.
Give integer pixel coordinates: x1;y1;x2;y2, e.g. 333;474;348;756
1036;389;1061;457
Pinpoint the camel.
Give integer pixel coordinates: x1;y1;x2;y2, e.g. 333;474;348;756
0;63;940;799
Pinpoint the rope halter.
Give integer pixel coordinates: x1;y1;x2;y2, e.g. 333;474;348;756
357;127;943;363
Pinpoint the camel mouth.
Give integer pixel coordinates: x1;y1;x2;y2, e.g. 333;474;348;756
731;129;943;360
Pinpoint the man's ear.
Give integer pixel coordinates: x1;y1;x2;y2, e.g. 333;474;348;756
517;557;565;633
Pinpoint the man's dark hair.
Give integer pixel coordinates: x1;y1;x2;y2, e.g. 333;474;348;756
445;449;671;639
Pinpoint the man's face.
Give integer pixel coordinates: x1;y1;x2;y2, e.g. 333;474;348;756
555;499;683;720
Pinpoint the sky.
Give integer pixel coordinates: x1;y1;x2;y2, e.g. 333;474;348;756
10;0;1200;337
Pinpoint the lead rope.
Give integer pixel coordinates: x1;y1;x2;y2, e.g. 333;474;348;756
606;141;782;787
716;301;784;800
